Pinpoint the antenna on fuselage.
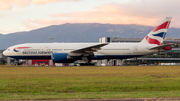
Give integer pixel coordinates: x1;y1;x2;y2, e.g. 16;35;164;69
49;37;54;43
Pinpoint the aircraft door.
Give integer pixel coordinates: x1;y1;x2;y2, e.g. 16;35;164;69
41;46;51;55
41;46;50;51
133;46;138;54
16;49;22;55
17;51;21;55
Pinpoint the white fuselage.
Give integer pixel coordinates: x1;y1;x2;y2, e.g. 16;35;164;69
3;42;159;60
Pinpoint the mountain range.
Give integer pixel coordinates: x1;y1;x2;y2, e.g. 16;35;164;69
0;23;180;49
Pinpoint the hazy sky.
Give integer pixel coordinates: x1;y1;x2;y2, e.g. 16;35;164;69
0;0;180;34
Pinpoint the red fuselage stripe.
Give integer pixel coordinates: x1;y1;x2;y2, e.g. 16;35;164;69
14;47;31;49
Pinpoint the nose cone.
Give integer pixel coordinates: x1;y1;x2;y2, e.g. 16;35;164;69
3;50;8;56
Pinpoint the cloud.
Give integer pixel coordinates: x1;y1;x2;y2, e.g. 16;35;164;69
30;0;80;5
0;0;80;10
23;19;63;30
24;0;180;30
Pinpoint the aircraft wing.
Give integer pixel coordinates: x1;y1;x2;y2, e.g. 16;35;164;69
149;43;174;50
69;43;108;56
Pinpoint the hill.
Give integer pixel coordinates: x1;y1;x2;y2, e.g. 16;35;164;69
0;23;180;49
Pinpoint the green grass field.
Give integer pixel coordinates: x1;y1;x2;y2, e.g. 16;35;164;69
1;66;180;100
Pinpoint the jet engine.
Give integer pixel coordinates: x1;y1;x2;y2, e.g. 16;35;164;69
52;53;75;63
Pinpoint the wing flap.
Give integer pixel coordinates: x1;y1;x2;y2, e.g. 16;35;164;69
68;43;108;56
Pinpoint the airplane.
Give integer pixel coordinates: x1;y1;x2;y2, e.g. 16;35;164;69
3;17;173;63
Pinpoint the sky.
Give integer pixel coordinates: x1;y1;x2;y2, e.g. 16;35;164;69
0;0;180;34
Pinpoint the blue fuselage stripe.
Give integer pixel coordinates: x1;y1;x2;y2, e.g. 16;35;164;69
9;55;142;60
9;56;51;59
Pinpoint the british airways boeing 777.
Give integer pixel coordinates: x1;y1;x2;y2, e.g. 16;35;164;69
3;17;173;63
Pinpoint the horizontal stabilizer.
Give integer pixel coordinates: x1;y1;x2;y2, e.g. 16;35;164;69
149;43;174;50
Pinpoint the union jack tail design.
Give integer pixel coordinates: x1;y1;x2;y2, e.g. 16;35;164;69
140;17;172;45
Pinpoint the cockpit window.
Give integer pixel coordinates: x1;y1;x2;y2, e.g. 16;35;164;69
7;49;10;51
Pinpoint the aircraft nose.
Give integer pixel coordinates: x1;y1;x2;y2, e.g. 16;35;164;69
3;50;8;56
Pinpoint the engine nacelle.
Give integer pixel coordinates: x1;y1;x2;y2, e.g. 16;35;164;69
52;53;74;63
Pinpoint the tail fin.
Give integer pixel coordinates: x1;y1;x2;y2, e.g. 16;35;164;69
140;17;172;45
